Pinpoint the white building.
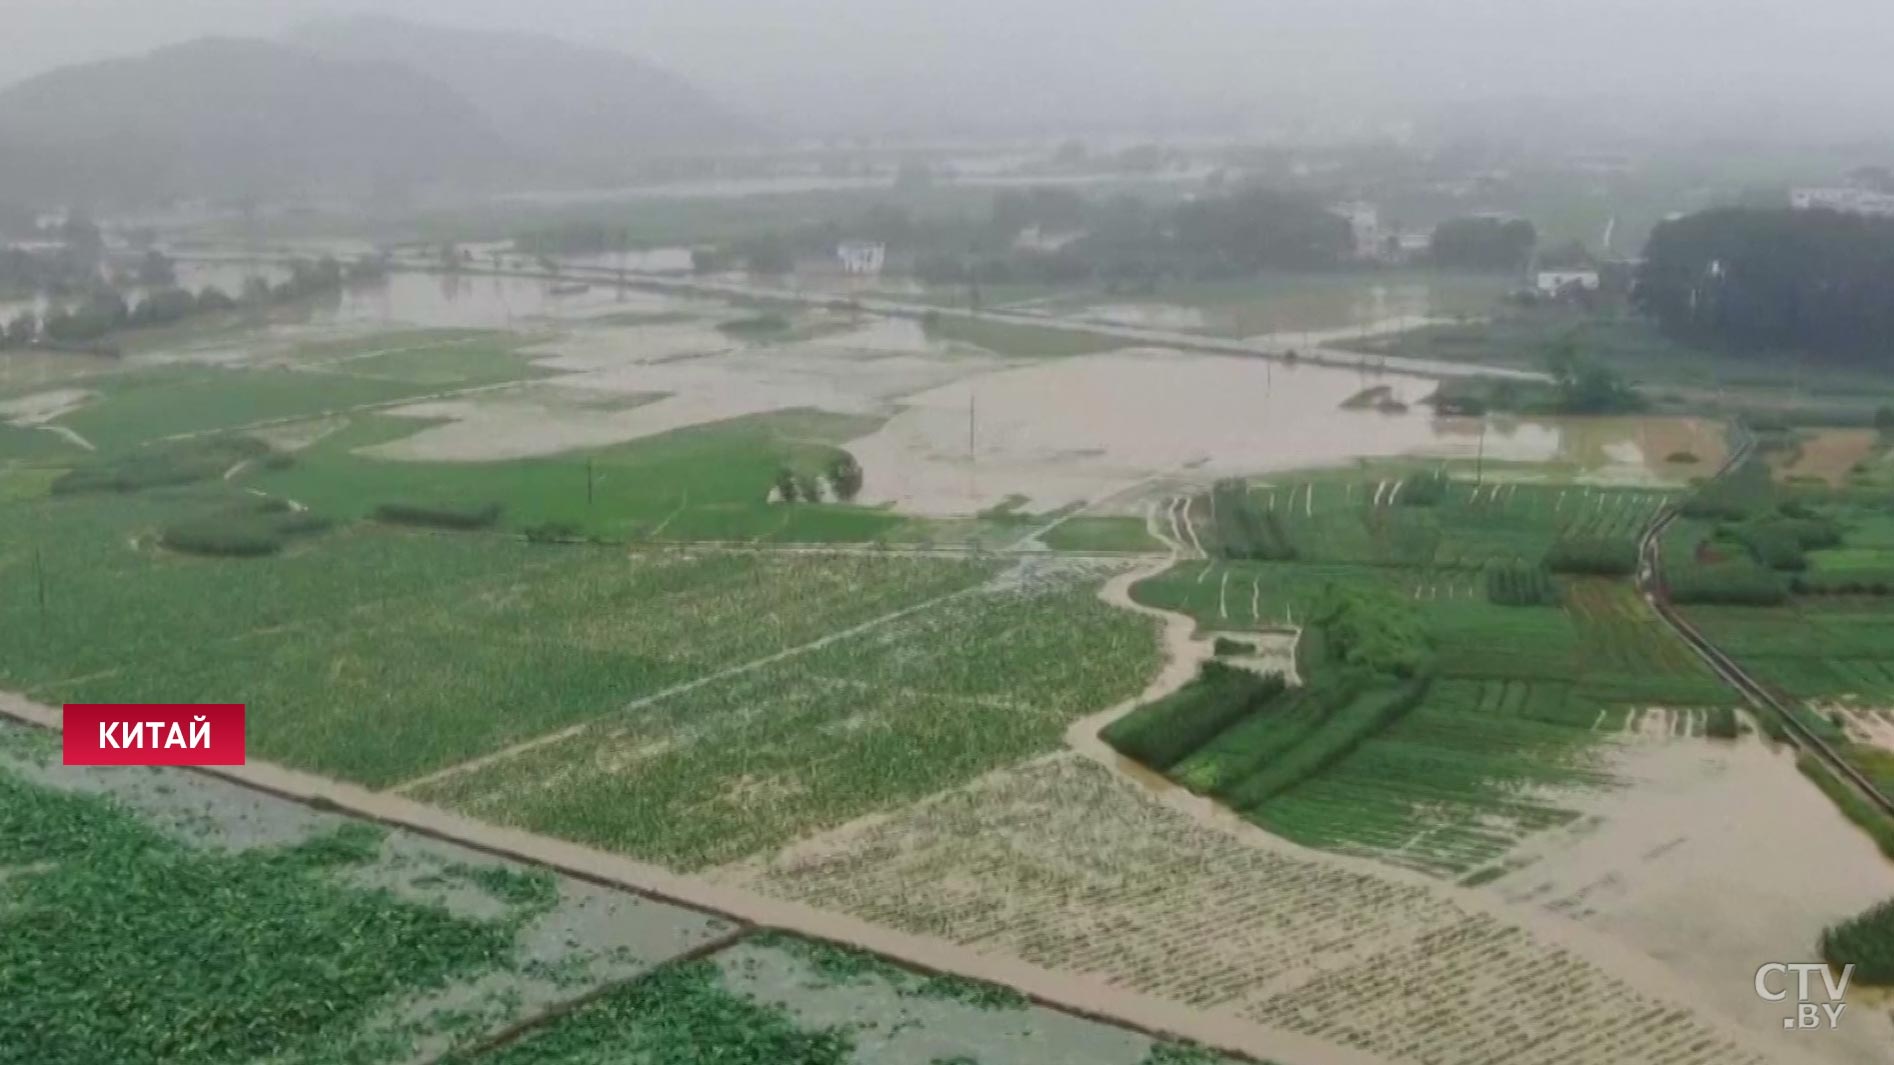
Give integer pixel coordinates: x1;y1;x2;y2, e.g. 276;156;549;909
1790;187;1894;217
1536;270;1601;297
1333;201;1382;260
835;240;886;276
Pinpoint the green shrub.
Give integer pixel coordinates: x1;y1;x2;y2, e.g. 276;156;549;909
1484;560;1558;606
1101;663;1287;772
1723;515;1841;571
524;521;582;543
1822;898;1894;985
1223;677;1432;809
1704;705;1740;739
1545;536;1638;576
373;501;503;530
1723;522;1806;570
160;519;283;558
1679;455;1773;521
828;454;864;502
159;502;331;558
1306;583;1434;680
1666;560;1789;605
52;436;271;495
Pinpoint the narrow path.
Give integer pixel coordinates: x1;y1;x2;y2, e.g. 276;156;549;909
150;379;524;445
0;690;1378;1065
1638;428;1894;821
34;424;94;451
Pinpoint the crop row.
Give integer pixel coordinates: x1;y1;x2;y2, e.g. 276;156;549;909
417;572;1161;870
1;491;998;786
737;754;1755;1065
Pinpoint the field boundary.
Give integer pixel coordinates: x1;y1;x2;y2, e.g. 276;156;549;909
0;693;1387;1065
1638;428;1894;822
388;577;1002;795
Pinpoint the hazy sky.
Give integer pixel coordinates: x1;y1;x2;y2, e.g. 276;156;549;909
8;0;1894;137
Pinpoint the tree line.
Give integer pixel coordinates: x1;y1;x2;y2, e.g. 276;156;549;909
1637;207;1894;362
1;254;387;352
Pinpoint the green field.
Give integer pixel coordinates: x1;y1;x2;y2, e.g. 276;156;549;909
1129;571;1726;877
0;486;997;786
416;570;1161;869
1123;470;1731;878
248;407;904;544
53;355;542;454
4;725;1215;1065
1175;473;1667;572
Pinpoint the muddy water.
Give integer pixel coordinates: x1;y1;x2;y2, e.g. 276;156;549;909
297;272;643;330
1061;279;1495;340
1490;734;1894;1064
848;349;1723;516
555;247;696;275
1422;413;1731;484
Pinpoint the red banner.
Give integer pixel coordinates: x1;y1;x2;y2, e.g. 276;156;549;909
63;704;246;766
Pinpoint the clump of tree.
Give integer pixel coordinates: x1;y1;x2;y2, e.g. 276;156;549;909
161;499;331;558
1718;512;1840;572
773;468;801;504
1101;663;1287;772
1679;455;1774;520
1637;207;1894;362
1544;340;1642;414
1545;536;1639;576
828;454;863;501
1429;216;1536;272
1;310;36;347
1306;583;1434;681
1821;896;1894;985
1664;559;1789;606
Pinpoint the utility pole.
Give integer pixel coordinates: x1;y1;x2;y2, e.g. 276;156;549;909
34;544;46;622
586;458;595;506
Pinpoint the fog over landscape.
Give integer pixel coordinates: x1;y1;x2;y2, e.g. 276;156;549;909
8;3;1894;1065
9;0;1894;139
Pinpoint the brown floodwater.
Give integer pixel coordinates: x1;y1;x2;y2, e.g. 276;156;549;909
847;349;1729;515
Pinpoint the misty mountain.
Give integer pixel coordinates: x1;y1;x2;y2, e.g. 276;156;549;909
0;38;512;204
291;16;757;169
